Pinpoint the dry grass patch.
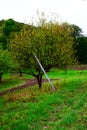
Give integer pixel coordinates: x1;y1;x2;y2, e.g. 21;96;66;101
3;81;60;102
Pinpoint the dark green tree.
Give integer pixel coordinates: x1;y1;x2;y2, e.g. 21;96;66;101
76;37;87;64
0;19;24;50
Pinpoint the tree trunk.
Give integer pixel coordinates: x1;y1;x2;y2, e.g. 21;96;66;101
64;68;67;74
19;71;23;77
0;73;3;83
36;74;42;89
63;65;67;74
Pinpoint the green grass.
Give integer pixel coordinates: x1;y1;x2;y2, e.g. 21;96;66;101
0;69;87;130
0;74;25;92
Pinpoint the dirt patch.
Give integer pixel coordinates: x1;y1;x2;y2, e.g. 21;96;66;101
0;79;37;96
0;79;56;96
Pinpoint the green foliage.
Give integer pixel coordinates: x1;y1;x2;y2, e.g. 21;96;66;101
70;24;82;38
9;19;76;88
76;36;87;64
0;34;7;50
68;24;87;64
0;19;24;50
3;19;24;36
0;49;12;71
0;49;14;82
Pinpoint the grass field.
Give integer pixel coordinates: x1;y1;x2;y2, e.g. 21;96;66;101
0;69;87;130
0;74;25;92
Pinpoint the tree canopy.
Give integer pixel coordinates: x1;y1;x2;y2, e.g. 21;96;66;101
76;36;87;64
9;21;76;88
0;19;24;50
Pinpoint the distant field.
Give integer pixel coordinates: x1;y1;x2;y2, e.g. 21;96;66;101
0;69;87;130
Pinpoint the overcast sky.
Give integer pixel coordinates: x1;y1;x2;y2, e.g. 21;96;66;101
0;0;87;35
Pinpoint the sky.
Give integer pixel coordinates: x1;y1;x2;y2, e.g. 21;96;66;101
0;0;87;35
